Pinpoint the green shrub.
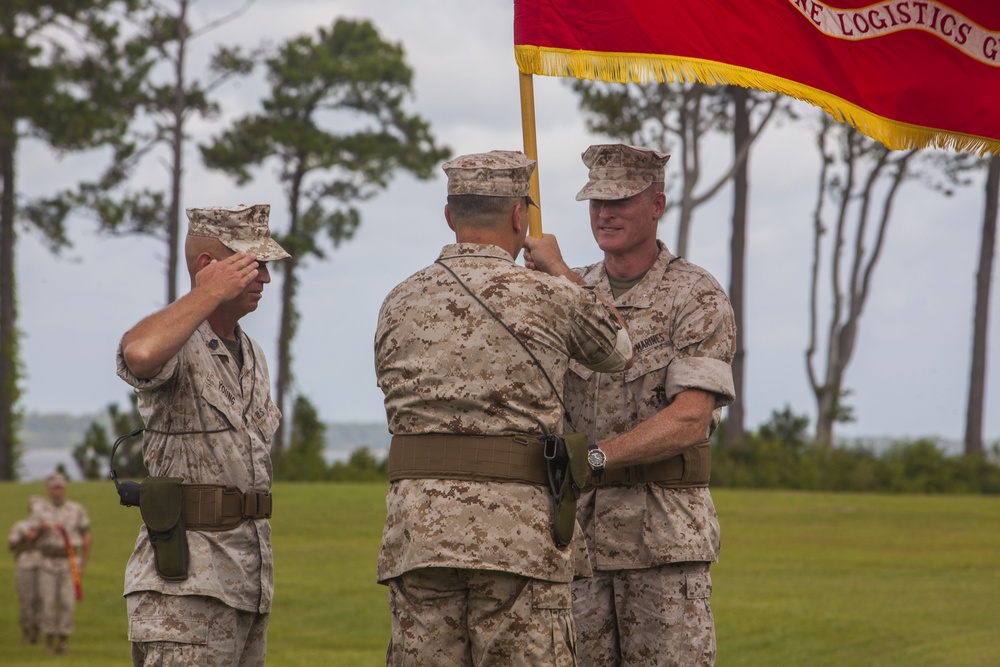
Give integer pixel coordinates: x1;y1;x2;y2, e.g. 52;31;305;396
274;396;329;481
328;447;388;482
712;409;1000;494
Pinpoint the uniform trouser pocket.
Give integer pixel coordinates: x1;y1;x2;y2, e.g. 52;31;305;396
618;563;715;667
523;580;577;667
387;569;577;667
572;562;715;667
127;591;267;667
129;612;209;667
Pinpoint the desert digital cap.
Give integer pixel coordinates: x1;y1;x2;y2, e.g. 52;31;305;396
442;150;538;206
186;204;291;261
46;472;68;488
575;144;671;201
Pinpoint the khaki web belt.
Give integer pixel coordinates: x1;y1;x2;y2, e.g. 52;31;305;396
589;439;712;488
182;484;273;531
40;546;72;558
388;434;549;486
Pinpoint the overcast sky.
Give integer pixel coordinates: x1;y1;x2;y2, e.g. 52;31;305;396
14;0;1000;446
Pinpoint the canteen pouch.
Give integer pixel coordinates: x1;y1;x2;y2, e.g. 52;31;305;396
543;433;589;550
139;477;189;581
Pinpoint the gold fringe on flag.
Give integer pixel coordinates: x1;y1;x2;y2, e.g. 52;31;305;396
515;45;1000;157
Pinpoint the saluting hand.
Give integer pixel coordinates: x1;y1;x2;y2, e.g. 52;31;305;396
195;252;260;304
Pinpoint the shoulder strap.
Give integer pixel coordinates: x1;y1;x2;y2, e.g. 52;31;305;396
435;259;578;432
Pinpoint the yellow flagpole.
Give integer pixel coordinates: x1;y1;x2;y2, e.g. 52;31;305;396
518;71;543;237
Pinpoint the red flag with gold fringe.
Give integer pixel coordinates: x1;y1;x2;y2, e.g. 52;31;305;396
514;0;1000;155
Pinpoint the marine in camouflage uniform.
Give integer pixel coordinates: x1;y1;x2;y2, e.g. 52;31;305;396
374;151;634;666
117;204;289;667
34;473;92;654
524;144;736;667
8;496;44;644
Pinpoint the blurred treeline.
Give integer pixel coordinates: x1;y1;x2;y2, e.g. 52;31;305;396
73;394;389;484
710;406;1000;494
71;394;999;493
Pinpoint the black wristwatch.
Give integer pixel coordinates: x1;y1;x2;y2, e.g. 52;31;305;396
587;443;607;475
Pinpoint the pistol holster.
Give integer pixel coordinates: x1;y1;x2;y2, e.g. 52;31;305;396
543;433;589;550
139;477;190;581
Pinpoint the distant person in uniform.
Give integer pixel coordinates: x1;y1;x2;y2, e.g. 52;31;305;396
34;472;91;654
524;143;737;667
374;150;633;665
8;495;44;645
117;204;289;666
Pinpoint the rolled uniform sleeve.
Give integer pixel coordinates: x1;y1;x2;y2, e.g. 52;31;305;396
563;282;631;375
665;281;736;406
116;335;180;391
584;327;632;373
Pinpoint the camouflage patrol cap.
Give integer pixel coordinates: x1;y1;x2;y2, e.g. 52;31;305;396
46;472;67;488
186;204;291;261
575;144;671;201
442;150;538;207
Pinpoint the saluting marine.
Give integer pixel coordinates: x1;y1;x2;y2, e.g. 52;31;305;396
117;204;290;667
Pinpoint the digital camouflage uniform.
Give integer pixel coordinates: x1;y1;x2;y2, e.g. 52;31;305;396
566;243;736;667
117;320;280;666
8;509;43;643
34;493;90;642
375;238;631;666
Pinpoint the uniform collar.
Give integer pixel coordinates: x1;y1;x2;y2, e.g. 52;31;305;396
598;241;677;308
438;243;516;264
198;321;245;359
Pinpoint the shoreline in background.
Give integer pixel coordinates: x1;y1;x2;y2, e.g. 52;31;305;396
19;413;393;481
18;437;970;483
19;447;83;482
19;412;974;482
18;445;385;482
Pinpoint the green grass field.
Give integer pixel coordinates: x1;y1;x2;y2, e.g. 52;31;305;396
2;482;997;666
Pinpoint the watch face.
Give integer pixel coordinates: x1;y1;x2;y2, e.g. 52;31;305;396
588;448;606;469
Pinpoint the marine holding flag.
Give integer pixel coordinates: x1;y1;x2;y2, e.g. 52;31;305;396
33;472;92;655
525;144;737;667
374;150;633;666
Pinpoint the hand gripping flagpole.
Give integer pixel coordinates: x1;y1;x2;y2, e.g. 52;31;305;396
519;71;543;238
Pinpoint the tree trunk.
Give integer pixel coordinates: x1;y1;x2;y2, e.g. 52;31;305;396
0;13;19;480
166;0;190;306
0;140;17;481
272;256;299;458
271;171;305;459
726;86;749;448
964;155;999;455
806;124;916;448
814;380;838;449
674;93;698;258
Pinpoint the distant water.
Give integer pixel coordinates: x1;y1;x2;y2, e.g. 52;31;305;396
18;446;374;482
19;448;82;482
23;438;964;483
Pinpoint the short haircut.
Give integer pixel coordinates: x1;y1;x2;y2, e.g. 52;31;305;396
184;235;228;277
447;195;523;228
